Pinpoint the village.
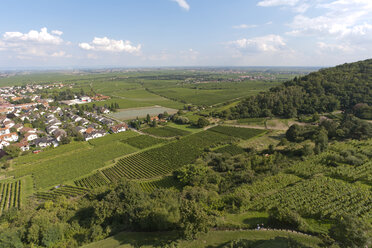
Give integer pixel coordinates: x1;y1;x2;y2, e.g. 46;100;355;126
0;83;129;158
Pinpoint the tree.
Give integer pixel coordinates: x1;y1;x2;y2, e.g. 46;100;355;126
314;128;328;153
60;136;70;145
196;117;210;128
146;114;151;124
330;215;371;248
179;199;210;239
4;146;21;159
0;230;23;248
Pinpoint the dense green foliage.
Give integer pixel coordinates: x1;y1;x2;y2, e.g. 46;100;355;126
225;59;372;119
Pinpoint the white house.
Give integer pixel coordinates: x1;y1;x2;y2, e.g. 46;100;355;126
24;132;38;141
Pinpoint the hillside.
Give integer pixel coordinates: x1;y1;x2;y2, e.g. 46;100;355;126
224;59;372;119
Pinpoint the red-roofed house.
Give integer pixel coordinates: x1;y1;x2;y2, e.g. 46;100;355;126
110;123;128;133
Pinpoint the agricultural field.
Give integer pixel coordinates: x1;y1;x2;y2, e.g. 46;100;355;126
74;172;110;189
150;81;279;106
139;176;180;193
247;175;372;220
7;132;140;190
237;117;267;126
213;144;245;156
35;185;90;201
101;130;233;181
0;179;22;215
142;126;191;137
124;135;167;149
208;125;266;139
108;106;178;121
288;139;372;185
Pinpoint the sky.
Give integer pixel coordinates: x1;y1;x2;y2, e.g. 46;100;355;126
0;0;372;68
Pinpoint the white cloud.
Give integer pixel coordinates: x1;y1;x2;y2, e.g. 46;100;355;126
257;0;299;7
79;37;141;54
230;34;286;52
51;30;63;36
171;0;190;11
51;51;71;57
317;42;352;51
0;27;70;59
233;24;257;29
3;27;63;45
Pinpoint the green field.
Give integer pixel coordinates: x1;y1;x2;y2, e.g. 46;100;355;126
82;230;323;248
7;131;140;190
124;135;167;149
150;81;279;106
142;126;191;137
108;106;178;120
209;125;266;139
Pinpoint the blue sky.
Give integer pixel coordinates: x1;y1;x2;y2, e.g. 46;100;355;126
0;0;372;68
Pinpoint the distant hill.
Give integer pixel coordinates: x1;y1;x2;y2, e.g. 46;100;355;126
224;59;372;119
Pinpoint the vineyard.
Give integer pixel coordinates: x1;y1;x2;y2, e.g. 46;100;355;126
209;126;266;139
139;176;180;192
142;126;191;137
250;176;372;220
124;135;167;149
74;172;110;189
100;130;233;181
288;140;372;185
214;144;245;156
35;185;89;201
0;180;22;215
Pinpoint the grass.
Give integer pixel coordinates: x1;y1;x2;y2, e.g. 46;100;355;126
166;122;204;134
239;130;285;151
124;135;167;149
82;230;323;248
142;126;191;137
237;118;266;126
216;211;269;229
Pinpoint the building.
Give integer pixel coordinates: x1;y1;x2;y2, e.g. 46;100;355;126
110;123;128;133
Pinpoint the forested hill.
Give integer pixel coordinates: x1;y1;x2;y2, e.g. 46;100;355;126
224;59;372;119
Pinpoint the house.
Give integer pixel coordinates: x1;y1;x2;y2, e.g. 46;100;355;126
46;125;59;135
54;129;67;141
24;132;38;141
0;132;18;142
0;140;10;150
33;137;59;148
75;126;87;134
80;96;91;103
71;115;82;122
3;120;15;128
0;127;10;135
110;123;128;133
84;130;106;141
13;140;29;151
20;127;36;134
13;123;23;132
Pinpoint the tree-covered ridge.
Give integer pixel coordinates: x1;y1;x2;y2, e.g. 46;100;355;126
225;59;372;119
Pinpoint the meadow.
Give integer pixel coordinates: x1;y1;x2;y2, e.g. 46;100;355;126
82;229;323;248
